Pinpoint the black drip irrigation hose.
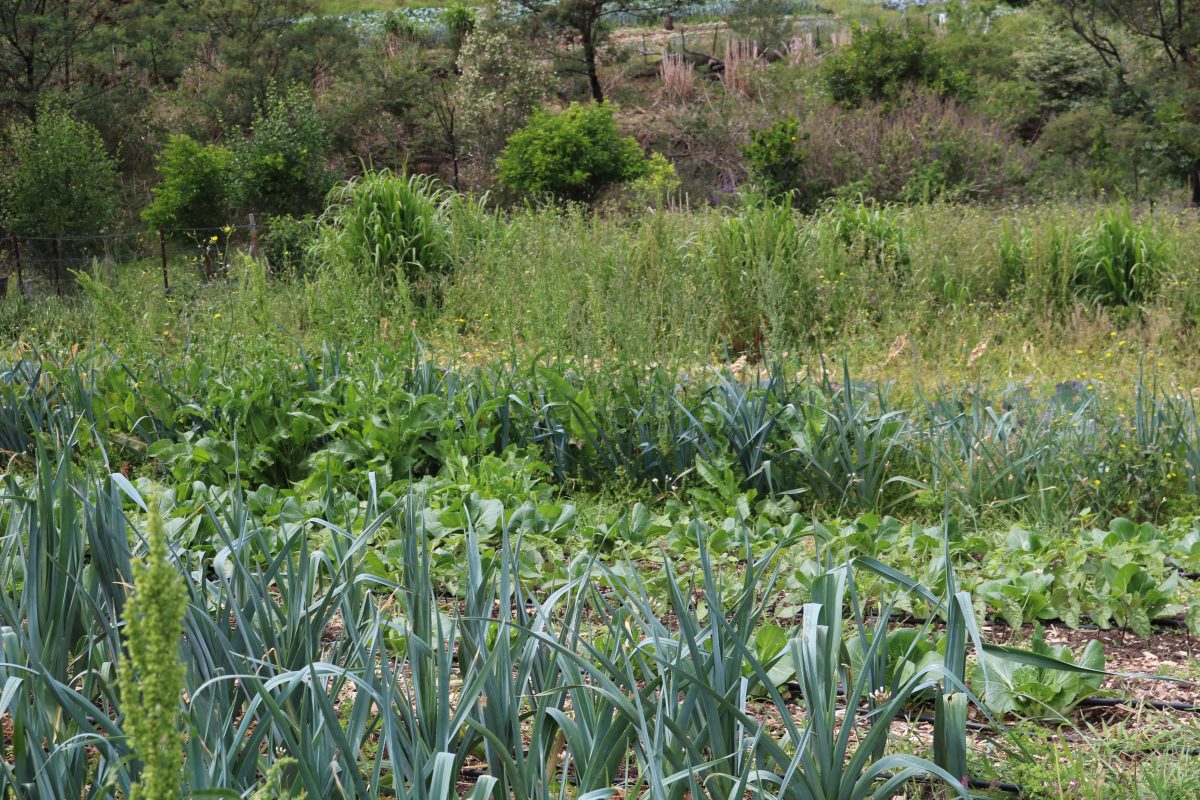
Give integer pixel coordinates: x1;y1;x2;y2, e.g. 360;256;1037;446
1076;696;1200;713
901;711;994;732
885;772;1022;795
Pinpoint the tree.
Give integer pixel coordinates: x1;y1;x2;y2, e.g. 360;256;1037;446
142;134;232;233
226;86;333;217
195;0;358;125
114;0;201;87
2;102;115;237
455;26;552;165
497;101;651;202
728;0;797;54
0;0;116;119
511;0;678;102
821;26;972;107
1047;0;1200;204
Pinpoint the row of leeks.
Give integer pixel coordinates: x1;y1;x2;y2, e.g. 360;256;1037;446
0;444;1117;799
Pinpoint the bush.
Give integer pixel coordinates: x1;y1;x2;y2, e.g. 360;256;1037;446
792;90;1027;205
227;86;333;218
455;26;552;165
263;213;317;274
742;117;815;203
624;152;682;209
821;26;971;108
1034;106;1160;198
1016;29;1109;116
312;170;453;304
498;102;652;203
742;91;1028;207
1;103;116;237
142;135;232;235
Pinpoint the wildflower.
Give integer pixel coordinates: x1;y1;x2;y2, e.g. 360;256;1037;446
213;312;222;319
210;235;219;243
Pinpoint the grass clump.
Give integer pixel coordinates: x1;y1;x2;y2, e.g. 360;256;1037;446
1071;205;1168;308
311;169;454;306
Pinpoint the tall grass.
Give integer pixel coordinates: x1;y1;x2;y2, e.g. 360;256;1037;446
311;169;456;307
442;200;1200;365
3;199;1199;374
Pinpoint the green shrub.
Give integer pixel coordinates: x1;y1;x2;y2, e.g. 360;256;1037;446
312;170;453;303
122;503;187;800
455;27;552;163
142;134;232;234
796;90;1028;205
1072;206;1166;307
1016;29;1109;116
227;86;333;218
742;117;814;203
821;26;971;108
498;102;652;203
1;103;116;237
263;213;318;274
624;152;682;209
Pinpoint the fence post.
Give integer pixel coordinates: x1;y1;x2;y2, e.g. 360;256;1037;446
53;237;61;296
248;214;260;261
159;230;170;293
12;237;21;298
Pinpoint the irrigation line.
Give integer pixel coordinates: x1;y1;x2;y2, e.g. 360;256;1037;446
886;772;1022;795
1076;696;1200;713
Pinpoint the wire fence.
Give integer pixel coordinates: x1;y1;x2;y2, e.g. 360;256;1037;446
2;217;262;298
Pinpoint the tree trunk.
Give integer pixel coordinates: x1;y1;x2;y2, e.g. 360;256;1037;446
1191;164;1200;207
582;30;604;102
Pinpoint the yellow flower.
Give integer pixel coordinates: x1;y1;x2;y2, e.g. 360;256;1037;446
1093;479;1101;486
213;312;222;319
210;235;219;243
